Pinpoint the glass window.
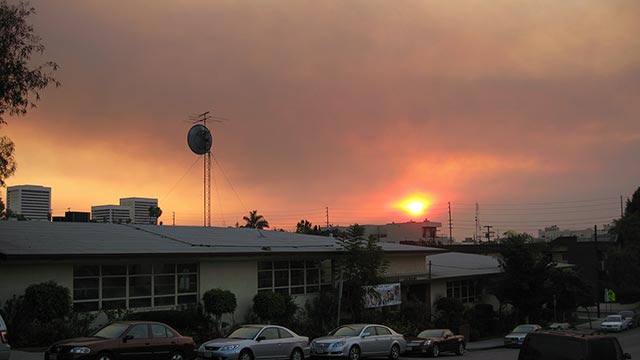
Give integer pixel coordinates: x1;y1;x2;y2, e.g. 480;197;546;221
74;265;99;277
74;278;99;300
128;324;149;339
260;327;280;340
274;261;289;270
178;274;197;293
93;323;130;338
278;328;293;338
155;296;175;307
291;270;304;286
129;298;151;308
258;261;273;271
102;265;126;276
154;275;175;295
290;261;304;269
129;264;152;275
258;271;273;288
102;299;126;310
151;324;168;338
178;294;197;305
74;301;99;312
102;277;126;299
154;264;175;274
306;269;319;285
274;270;289;287
130;276;152;297
177;263;197;273
375;326;391;335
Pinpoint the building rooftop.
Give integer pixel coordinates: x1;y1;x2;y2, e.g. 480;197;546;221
426;252;502;279
0;222;445;260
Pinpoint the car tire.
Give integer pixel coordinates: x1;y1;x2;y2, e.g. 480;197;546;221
389;344;400;360
240;349;254;360
171;351;185;360
348;345;361;360
431;343;440;358
456;342;465;356
291;348;304;360
96;352;113;360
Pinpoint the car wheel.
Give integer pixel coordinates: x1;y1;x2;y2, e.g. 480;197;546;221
348;345;360;360
96;352;113;360
240;349;254;360
431;343;440;358
456;342;465;356
291;348;304;360
171;351;185;360
389;344;400;360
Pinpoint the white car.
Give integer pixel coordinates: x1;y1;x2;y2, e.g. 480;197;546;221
600;315;630;332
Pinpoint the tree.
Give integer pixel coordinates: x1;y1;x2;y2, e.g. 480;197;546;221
242;210;269;229
295;219;326;235
252;291;297;325
337;224;388;322
497;232;553;323
202;288;237;335
1;1;59;186
148;206;162;224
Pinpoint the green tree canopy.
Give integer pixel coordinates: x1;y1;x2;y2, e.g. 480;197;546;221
1;1;59;186
202;288;237;334
243;210;269;229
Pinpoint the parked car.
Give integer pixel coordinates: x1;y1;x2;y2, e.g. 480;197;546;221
44;321;196;360
518;329;632;360
503;324;541;347
600;315;630;332
547;323;573;330
197;325;309;360
0;313;9;360
618;310;638;329
311;324;406;360
404;328;464;357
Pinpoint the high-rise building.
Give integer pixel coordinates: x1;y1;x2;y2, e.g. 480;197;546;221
6;185;51;221
91;205;131;224
119;197;159;225
53;211;91;222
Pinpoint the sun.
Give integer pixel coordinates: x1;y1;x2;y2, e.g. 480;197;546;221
394;194;433;217
407;201;426;216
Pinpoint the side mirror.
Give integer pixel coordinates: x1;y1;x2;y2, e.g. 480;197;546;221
444;335;449;339
361;332;371;338
123;335;134;343
256;336;266;342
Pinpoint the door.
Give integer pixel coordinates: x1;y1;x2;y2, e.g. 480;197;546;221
374;327;392;355
120;324;154;360
442;330;456;352
359;326;378;356
150;324;178;360
252;327;282;359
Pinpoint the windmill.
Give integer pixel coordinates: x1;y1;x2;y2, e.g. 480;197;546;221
187;112;213;226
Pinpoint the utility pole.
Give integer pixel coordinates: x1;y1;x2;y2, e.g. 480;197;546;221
448;202;453;244
326;207;330;228
172;212;176;226
483;225;495;242
475;203;480;243
621;196;624;217
595;224;600;319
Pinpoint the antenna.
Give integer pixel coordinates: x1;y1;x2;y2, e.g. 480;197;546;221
187;112;214;227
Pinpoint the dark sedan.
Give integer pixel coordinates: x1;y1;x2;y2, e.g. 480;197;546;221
45;321;196;360
404;329;465;357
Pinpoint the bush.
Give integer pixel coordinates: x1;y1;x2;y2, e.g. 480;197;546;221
252;292;298;326
22;281;72;323
294;290;339;339
433;297;465;331
202;288;237;333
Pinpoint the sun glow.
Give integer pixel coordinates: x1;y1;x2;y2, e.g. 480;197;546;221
395;194;434;217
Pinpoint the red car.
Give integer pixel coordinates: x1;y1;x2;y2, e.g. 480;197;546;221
45;321;196;360
404;329;465;357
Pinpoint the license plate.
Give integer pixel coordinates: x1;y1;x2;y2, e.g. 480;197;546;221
203;353;213;358
50;355;57;360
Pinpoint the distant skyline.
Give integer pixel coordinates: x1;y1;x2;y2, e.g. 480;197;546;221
3;0;639;239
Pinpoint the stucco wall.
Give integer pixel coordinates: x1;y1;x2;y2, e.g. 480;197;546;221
0;263;73;303
386;254;427;276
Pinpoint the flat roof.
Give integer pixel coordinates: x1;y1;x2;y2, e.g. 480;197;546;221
426;252;502;279
0;222;445;260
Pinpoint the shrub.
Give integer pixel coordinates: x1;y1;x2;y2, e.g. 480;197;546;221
252;292;298;325
22;281;72;323
433;297;465;331
202;289;237;333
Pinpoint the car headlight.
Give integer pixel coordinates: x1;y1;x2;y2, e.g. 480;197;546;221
423;340;431;346
199;344;206;351
70;347;91;354
220;345;240;351
331;341;346;348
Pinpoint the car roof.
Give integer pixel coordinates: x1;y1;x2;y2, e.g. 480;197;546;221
532;329;614;340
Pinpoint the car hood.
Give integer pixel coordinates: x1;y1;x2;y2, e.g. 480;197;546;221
505;333;528;338
405;337;440;342
203;338;254;346
601;321;622;325
313;336;356;343
51;337;112;347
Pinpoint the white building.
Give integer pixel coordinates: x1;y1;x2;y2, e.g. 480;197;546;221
332;220;445;244
120;197;158;225
6;185;51;221
91;205;131;223
538;224;612;242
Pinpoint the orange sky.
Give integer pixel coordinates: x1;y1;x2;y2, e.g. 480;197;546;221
3;0;639;239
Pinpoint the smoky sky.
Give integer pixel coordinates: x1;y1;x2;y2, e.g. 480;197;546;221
5;0;640;237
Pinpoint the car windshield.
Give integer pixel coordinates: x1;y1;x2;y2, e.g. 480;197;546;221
330;325;365;336
227;326;262;340
512;325;535;333
417;330;444;338
92;323;131;338
605;316;621;322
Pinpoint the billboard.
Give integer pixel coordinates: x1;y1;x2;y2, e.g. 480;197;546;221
363;283;402;308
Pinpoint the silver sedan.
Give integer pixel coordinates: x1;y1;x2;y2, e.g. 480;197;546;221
198;325;310;360
310;324;406;360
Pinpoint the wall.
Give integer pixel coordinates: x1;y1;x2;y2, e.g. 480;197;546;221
386;254;428;276
0;262;73;302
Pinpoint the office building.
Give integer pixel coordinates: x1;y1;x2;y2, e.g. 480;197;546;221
6;185;51;221
91;205;131;224
120;197;159;225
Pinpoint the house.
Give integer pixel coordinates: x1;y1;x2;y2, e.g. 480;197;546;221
0;222;448;321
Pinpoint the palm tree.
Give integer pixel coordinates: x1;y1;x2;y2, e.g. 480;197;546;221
243;210;269;229
148;206;162;225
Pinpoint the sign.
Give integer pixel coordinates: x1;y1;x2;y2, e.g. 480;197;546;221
604;288;616;303
363;283;402;308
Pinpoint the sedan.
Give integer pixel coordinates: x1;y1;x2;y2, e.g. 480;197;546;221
44;321;196;360
503;324;541;347
311;324;406;360
600;315;630;332
404;329;464;357
197;325;309;360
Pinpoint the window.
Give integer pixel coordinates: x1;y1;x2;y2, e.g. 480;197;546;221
128;324;150;339
446;279;481;304
257;259;331;295
73;263;198;311
375;326;391;335
260;328;280;340
278;328;293;338
151;324;169;338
